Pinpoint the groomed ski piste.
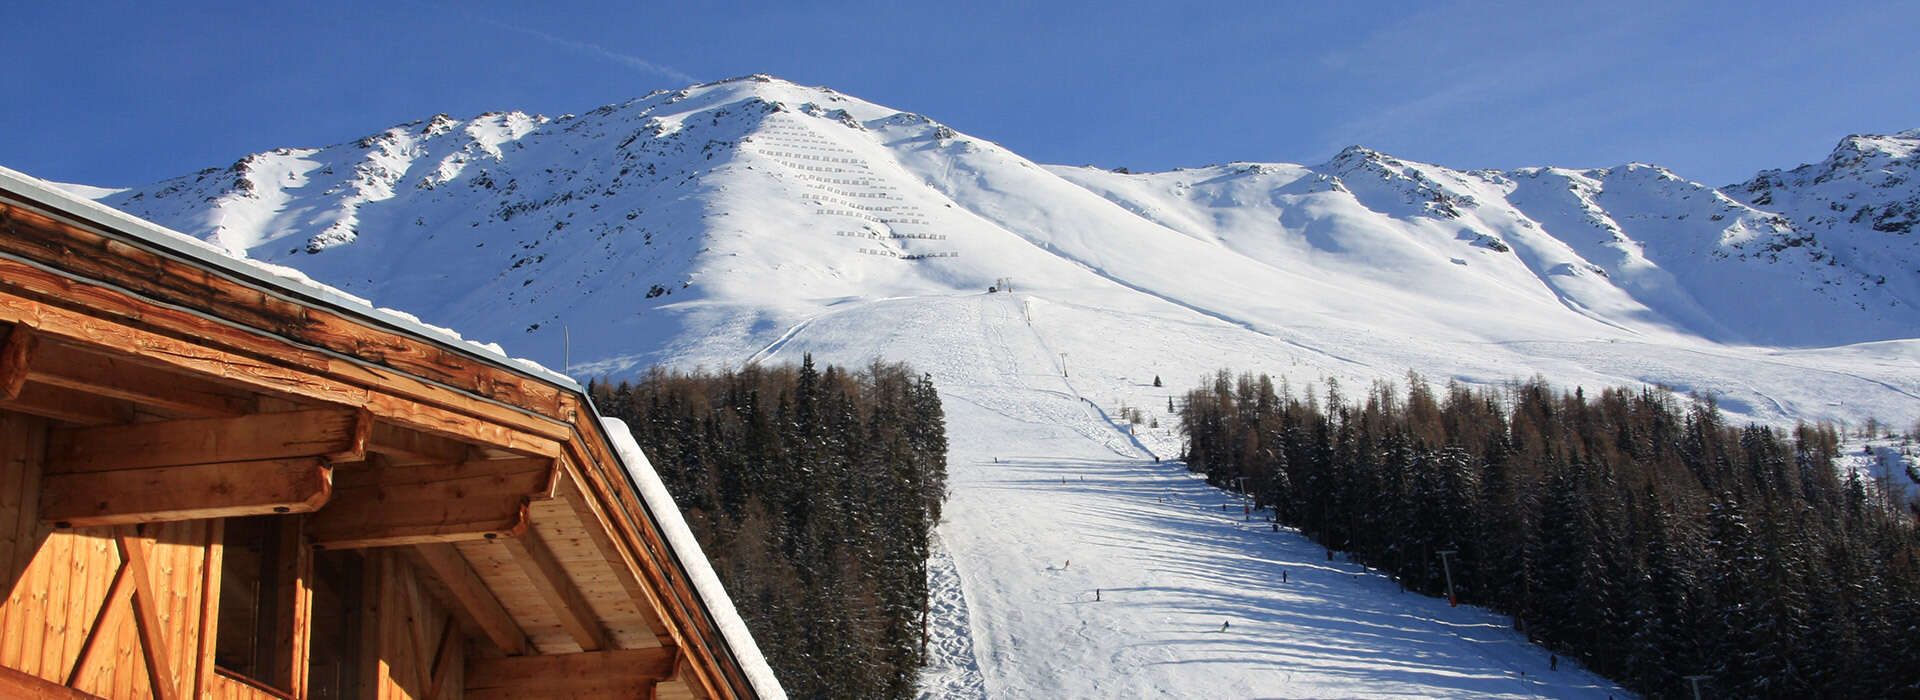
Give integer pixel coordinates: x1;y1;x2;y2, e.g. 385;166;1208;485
84;75;1920;698
737;292;1625;698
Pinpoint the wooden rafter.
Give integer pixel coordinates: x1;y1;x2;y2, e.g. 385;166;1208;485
551;470;673;641
503;526;610;653
465;647;678;700
408;543;530;657
370;422;476;466
558;434;734;699
22;340;255;418
40;457;333;528
309;457;552;549
1;382;131;427
46;408;369;473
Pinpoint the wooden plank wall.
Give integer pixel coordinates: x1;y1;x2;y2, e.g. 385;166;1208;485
0;412;49;595
0;523;470;700
0;519;216;699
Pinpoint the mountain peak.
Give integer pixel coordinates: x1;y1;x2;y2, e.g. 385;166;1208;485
1830;130;1920;164
86;79;1920;373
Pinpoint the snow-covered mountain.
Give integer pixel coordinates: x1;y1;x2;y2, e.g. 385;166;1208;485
94;75;1917;427
82;75;1918;698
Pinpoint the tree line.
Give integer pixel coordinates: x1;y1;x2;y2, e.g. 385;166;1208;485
1179;371;1920;697
590;356;947;700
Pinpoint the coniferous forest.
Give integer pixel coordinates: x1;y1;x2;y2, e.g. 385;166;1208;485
1179;372;1920;698
590;356;947;700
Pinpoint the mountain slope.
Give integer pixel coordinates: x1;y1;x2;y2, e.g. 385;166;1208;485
95;77;1919;425
85;75;1919;697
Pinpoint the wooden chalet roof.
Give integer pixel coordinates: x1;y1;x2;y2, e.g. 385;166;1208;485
0;166;783;699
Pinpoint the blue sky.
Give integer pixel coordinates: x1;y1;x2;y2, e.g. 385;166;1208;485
5;1;1916;187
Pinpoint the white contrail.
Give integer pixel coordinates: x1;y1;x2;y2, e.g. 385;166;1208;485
454;8;698;84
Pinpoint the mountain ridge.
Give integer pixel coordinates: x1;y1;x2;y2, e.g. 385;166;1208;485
86;74;1919;427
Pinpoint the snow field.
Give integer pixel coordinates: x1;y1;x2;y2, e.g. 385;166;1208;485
742;291;1625;697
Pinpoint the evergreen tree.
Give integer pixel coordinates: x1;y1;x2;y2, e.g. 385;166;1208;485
1174;370;1920;697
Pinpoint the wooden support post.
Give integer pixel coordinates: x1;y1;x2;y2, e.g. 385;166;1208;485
359;550;388;699
409;543;530;656
192;518;224;699
39;458;334;528
309;457;551;549
502;526;610;652
272;516;313;697
465;648;677;700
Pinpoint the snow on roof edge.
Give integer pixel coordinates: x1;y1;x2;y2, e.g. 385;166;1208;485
600;416;789;699
0;164;784;697
0;164;580;390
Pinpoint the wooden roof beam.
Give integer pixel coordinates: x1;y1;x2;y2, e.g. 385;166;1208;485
309;457;553;549
370;422;478;466
22;339;257;418
465;647;677;700
0;201;566;416
45;408;370;473
502;525;611;653
41;457;332;528
408;543;531;657
0;382;133;426
0;278;567;459
5;327;137;426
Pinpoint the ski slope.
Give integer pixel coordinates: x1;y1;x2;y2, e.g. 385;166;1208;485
739;291;1622;697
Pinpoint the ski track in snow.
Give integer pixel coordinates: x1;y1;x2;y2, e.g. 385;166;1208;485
754;293;1628;698
918;533;990;700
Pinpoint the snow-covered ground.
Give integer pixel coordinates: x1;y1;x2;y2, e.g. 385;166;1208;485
1839;435;1920;510
76;74;1920;698
734;291;1624;697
